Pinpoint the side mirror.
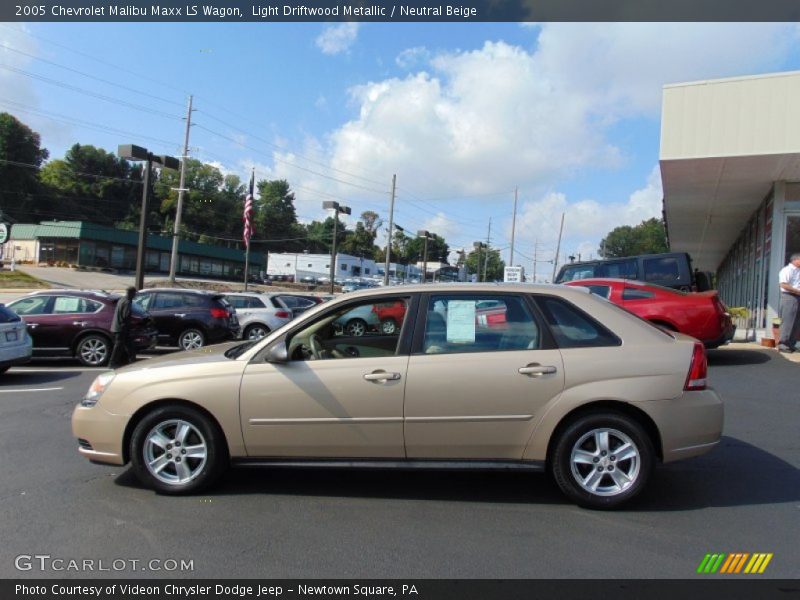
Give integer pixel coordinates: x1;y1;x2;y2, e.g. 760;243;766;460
265;341;289;364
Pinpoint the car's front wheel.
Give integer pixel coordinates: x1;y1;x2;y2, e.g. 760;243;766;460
130;405;228;494
76;334;111;367
380;318;398;335
551;412;654;509
178;328;205;350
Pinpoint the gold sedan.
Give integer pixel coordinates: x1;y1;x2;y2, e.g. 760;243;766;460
73;283;723;509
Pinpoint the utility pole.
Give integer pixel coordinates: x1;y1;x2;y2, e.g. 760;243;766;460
551;212;565;282
483;217;491;282
383;174;396;286
169;94;194;284
533;237;538;283
510;187;517;267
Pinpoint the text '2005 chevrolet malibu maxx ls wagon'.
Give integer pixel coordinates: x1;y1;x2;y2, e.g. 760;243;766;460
73;283;723;509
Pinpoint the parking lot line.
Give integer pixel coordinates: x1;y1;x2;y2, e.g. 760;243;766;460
9;367;106;372
0;387;64;393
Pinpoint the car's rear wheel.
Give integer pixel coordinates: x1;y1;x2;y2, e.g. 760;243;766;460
178;328;205;350
551;412;653;509
345;318;367;337
76;334;111;367
130;405;228;494
380;318;398;335
244;324;269;341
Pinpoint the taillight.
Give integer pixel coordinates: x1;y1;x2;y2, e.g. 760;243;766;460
210;307;229;319
275;310;291;319
684;342;707;391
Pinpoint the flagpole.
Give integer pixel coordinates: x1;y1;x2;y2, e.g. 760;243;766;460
243;168;255;291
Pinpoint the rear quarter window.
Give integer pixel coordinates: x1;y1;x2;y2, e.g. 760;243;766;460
537;296;621;348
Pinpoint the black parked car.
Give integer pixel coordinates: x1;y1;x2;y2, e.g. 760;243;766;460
135;289;240;350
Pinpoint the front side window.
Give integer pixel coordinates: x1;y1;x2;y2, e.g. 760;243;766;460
421;295;540;355
578;285;611;299
8;296;52;316
152;293;185;310
287;298;409;361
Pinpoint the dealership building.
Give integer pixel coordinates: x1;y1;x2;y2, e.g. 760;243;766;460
661;70;800;339
2;221;263;279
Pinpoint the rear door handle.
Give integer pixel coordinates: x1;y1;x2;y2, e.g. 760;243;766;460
174;313;186;317
27;323;39;329
72;321;88;326
363;370;402;383
518;364;557;377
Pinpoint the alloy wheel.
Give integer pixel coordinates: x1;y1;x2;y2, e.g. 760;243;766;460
569;428;640;497
143;419;208;486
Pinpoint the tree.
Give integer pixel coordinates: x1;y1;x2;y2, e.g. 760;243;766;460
254;179;303;252
359;210;382;237
40;144;141;226
340;221;377;257
599;218;668;258
0;113;49;222
406;233;449;264
465;247;505;281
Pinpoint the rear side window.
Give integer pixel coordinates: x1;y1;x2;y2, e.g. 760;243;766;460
643;257;680;283
576;285;611;299
53;297;102;314
278;295;314;309
0;306;21;323
622;288;655;300
537;297;621;348
597;259;638;279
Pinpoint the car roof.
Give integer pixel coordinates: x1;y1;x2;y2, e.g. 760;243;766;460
24;289;116;300
338;282;592;299
140;288;218;295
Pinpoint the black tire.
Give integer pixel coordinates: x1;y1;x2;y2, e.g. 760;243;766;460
75;334;111;367
178;328;205;351
345;318;367;337
380;318;398;335
244;323;270;341
129;405;228;494
550;412;654;510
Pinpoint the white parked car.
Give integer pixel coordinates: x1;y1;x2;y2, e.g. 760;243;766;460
0;304;32;373
224;293;323;341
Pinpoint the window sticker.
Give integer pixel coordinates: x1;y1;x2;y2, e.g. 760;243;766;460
446;300;476;343
54;297;81;313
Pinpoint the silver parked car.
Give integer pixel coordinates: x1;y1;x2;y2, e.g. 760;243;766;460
224;293;322;341
0;304;32;373
74;283;723;509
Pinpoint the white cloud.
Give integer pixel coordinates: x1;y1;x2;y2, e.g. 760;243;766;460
315;23;360;56
396;46;430;69
258;24;798;247
513;166;664;272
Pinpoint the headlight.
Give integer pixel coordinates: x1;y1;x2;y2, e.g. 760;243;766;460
82;372;115;407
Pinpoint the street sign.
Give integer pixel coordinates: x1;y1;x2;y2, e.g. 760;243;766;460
0;223;8;245
504;265;525;283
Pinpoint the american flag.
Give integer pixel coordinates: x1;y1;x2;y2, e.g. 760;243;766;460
243;170;255;248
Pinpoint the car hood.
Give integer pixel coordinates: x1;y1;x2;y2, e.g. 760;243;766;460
116;342;243;372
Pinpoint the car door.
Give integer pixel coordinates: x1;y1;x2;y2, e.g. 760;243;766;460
239;295;415;458
49;295;105;348
403;292;565;460
7;295;56;349
145;292;188;342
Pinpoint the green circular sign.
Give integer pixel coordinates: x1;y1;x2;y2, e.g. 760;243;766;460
0;223;7;245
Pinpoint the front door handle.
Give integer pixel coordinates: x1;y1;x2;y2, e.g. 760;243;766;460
174;313;186;318
363;370;402;383
27;323;39;329
72;321;88;326
518;364;557;377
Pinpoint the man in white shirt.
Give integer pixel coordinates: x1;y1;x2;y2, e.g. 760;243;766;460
778;252;800;353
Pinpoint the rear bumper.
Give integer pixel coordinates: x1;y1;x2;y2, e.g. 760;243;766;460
0;353;32;369
704;321;736;349
636;388;724;463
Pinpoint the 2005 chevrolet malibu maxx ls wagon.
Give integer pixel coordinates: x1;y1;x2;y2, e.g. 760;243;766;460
73;283;723;509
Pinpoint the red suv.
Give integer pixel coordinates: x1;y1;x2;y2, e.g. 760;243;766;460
7;290;158;366
565;278;735;348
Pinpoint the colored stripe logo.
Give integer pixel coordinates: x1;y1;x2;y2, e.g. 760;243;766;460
697;553;773;574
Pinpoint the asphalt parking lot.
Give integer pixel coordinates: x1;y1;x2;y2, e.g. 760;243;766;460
0;345;798;579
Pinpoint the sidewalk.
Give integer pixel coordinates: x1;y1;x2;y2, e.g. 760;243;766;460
721;340;800;363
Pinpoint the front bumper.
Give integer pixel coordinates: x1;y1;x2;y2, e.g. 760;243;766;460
72;404;129;465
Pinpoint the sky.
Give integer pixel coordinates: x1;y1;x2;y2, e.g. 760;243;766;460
2;22;800;279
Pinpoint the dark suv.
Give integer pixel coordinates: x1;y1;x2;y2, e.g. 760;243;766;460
7;290;157;367
135;289;239;350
